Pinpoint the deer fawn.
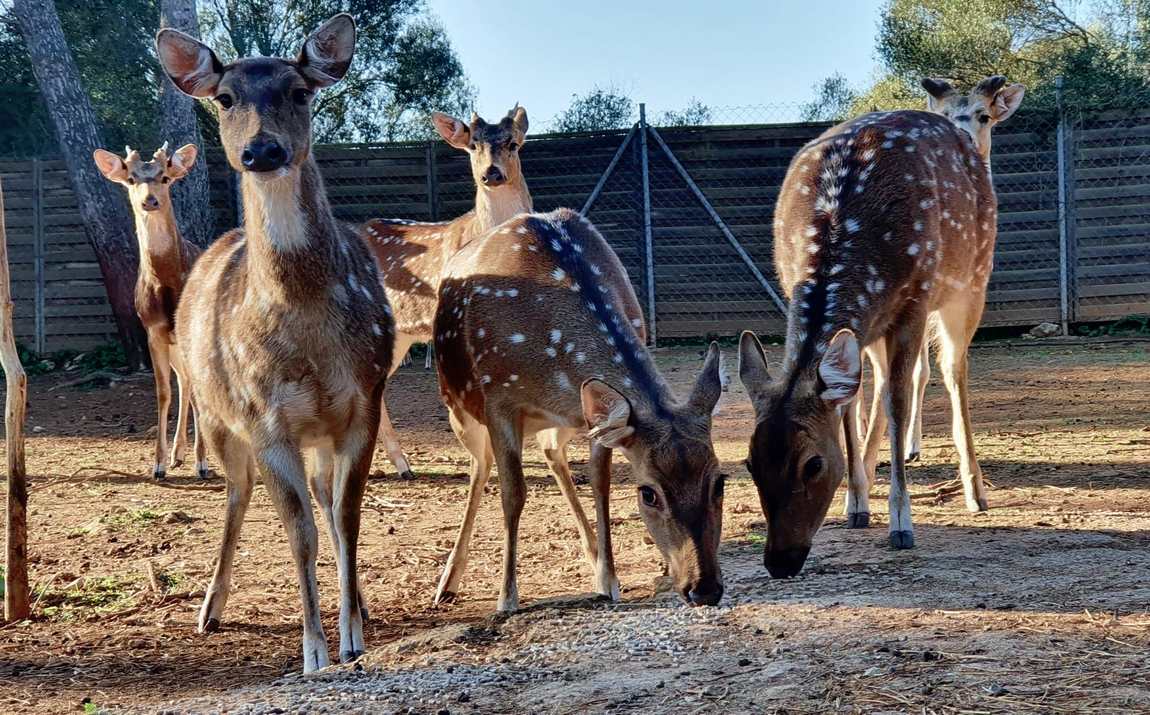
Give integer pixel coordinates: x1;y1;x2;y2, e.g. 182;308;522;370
740;76;1024;576
156;14;393;672
93;143;209;481
433;208;726;611
362;106;532;480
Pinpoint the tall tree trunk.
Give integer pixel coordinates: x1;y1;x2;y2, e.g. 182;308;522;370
1;179;30;622
159;0;214;248
12;0;148;369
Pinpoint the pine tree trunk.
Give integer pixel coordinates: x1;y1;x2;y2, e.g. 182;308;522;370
12;0;148;368
159;0;214;248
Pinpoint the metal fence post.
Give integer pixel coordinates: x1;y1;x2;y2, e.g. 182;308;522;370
1055;77;1077;334
638;104;657;344
31;158;44;355
425;141;439;221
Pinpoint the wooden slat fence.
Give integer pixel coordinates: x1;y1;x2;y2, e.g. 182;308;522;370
3;110;1146;353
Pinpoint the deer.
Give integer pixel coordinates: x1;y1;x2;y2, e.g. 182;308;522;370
739;76;1024;578
93;142;209;481
432;207;726;611
361;105;531;481
156;14;393;672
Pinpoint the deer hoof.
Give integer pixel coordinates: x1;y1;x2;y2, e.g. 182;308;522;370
846;512;870;529
889;530;915;550
398;469;416;481
152;466;166;481
340;649;364;664
199;616;220;633
168;456;184;469
967;497;989;513
905;450;921;464
196;468;213;481
434;590;457;606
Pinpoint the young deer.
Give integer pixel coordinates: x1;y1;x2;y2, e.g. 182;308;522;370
156;14;393;672
362;106;532;480
740;76;1024;576
93;143;208;480
433;208;726;611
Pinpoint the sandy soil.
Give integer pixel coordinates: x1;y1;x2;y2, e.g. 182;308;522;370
0;340;1147;714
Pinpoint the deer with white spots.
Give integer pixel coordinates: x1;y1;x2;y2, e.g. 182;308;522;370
739;76;1024;576
433;208;726;611
360;106;531;480
93;142;209;481
156;15;393;672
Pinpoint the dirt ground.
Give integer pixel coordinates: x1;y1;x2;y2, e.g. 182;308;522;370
0;340;1148;714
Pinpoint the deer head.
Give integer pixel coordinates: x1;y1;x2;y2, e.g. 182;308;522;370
921;76;1026;160
737;330;861;578
156;14;356;176
93;143;198;213
581;343;726;605
433;105;529;189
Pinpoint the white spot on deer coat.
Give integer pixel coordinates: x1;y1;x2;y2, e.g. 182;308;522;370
509;333;526;344
907;243;921;256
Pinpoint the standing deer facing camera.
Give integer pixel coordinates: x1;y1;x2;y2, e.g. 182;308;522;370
156;14;393;671
361;105;532;480
433;208;726;611
93;143;208;480
740;76;1024;576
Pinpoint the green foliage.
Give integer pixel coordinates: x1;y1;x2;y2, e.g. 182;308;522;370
800;73;858;122
1;342;127;379
1076;315;1150;337
199;0;475;142
36;575;139;621
850;0;1150;114
553;86;635;133
657;99;712;127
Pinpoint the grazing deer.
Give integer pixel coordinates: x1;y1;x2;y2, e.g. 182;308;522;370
740;76;1024;576
93;143;209;481
156;14;393;672
361;105;532;480
433;208;726;611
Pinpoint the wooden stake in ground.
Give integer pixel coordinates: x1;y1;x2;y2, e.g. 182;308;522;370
0;177;30;621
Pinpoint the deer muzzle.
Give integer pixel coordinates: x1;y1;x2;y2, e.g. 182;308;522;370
481;165;505;186
764;545;810;579
241;138;291;173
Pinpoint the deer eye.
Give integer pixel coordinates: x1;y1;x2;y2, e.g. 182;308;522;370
508;141;519;151
161;176;170;184
215;93;234;109
639;485;659;508
292;88;311;106
802;456;824;481
126;177;136;185
979;114;990;124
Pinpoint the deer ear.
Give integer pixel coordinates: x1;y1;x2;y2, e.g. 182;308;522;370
93;149;128;182
508;104;528;141
167;143;198;179
432;112;471;149
990;83;1025;123
298;13;356;88
921;77;956;111
738;331;771;413
581;379;635;449
156;29;224;98
818;329;861;407
687;342;723;417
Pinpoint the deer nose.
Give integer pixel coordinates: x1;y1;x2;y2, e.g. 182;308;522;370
764;546;810;579
686;580;724;607
481;165;505;186
141;195;160;211
241;140;289;172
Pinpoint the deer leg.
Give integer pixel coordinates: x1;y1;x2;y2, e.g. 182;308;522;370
537;427;600;588
424;341;434;370
169;359;190;470
936;303;988;513
434;407;494;604
308;446;369;622
148;333;173;480
486;408;526;613
906;341;930;463
843;395;871;528
379;334;416;480
254;440;329;673
589;441;620;601
198;426;254;633
191;398;210;480
885;319;926;550
331;422;375;663
862;339;890;485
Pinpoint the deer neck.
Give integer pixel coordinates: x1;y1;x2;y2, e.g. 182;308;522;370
240;158;337;302
469;178;532;240
779;280;855;379
134;207;184;280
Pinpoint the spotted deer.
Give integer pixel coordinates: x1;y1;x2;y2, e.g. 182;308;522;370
361;106;532;480
739;76;1024;577
433;208;726;611
93;143;209;481
156;14;393;672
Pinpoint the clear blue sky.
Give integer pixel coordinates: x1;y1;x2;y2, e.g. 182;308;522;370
431;0;887;127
